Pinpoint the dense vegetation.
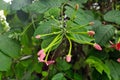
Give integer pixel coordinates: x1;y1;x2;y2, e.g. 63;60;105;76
0;0;120;80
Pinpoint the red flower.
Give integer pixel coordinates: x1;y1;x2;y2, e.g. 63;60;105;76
93;43;102;51
66;55;72;62
115;42;120;51
109;41;120;51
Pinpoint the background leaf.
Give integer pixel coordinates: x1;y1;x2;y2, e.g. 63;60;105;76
104;10;120;25
0;52;12;71
94;25;115;46
52;73;66;80
0;35;20;58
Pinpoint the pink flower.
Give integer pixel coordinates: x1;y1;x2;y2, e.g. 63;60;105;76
35;35;40;39
37;49;46;62
37;49;44;56
45;60;55;66
117;58;120;63
66;55;71;62
115;42;120;51
88;31;95;36
93;43;102;51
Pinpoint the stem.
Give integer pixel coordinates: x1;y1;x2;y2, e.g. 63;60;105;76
69;24;89;31
66;35;72;55
67;31;87;34
45;34;62;52
40;31;62;37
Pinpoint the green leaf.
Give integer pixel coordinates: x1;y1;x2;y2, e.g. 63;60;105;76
94;25;115;46
105;60;120;80
44;7;60;19
23;1;48;13
39;0;68;8
52;73;66;80
0;52;12;71
68;34;94;44
11;0;31;11
65;6;94;25
34;20;56;36
0;0;10;10
104;10;120;25
86;56;111;80
55;58;71;71
0;35;20;58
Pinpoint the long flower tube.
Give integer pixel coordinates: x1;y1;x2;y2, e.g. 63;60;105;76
65;35;72;62
35;31;62;39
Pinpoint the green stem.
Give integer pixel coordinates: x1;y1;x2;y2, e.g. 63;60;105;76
66;35;72;55
69;24;89;31
39;31;62;37
45;34;62;52
67;31;87;34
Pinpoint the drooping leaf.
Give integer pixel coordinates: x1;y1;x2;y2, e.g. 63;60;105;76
104;10;120;25
0;35;20;58
0;52;12;71
86;56;111;80
52;73;66;80
94;25;115;46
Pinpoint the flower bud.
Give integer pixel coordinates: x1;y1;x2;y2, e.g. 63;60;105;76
35;35;40;39
88;31;95;36
93;43;102;51
89;22;94;26
75;4;79;10
117;58;120;63
66;55;71;62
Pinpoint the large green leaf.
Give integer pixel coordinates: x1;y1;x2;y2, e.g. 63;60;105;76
104;10;120;25
94;25;115;46
11;0;31;11
105;60;120;80
0;52;12;71
52;73;66;80
86;56;111;80
0;35;20;58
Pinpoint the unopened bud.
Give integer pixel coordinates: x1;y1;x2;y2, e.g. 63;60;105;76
35;35;40;39
88;31;95;36
75;4;79;10
66;55;71;62
89;22;94;26
93;43;102;51
117;58;120;63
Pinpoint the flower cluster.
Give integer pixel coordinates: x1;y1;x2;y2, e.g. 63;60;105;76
35;21;103;66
